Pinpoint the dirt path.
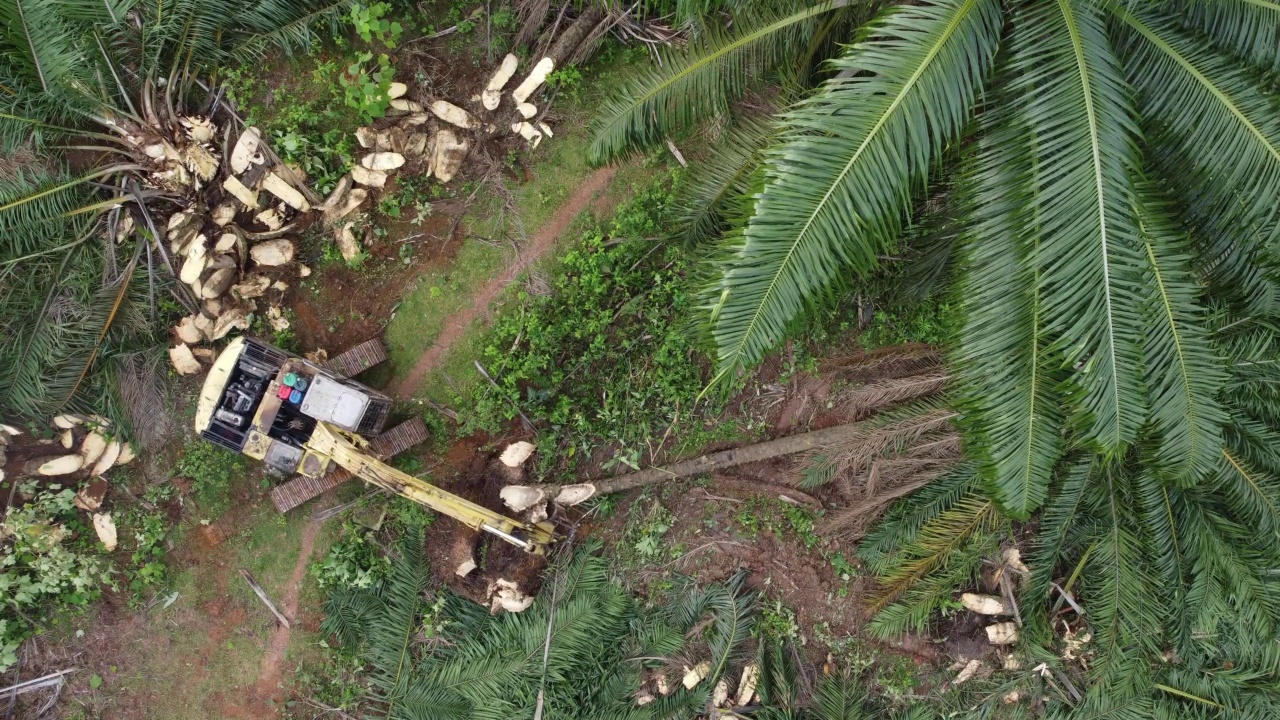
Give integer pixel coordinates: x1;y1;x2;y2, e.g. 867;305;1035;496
392;165;619;400
254;518;322;699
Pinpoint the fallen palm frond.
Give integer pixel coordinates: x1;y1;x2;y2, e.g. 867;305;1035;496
833;371;950;420
819;473;942;541
114;351;173;452
800;406;959;491
323;539;762;719
868;493;1002;613
819;343;942;383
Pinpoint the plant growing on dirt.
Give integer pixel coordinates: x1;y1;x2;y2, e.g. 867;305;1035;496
340;51;397;122
0;484;112;671
349;2;403;47
121;509;170;594
175;442;247;516
312;523;391;589
321;535;762;719
466;178;709;474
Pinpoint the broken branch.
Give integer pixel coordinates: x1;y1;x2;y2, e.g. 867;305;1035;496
240;569;291;628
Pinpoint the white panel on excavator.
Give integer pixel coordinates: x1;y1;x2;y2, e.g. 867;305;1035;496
298;375;369;431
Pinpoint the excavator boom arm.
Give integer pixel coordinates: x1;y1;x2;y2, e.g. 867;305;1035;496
307;423;555;554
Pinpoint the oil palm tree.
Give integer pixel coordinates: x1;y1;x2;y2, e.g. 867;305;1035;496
0;0;348;419
322;536;762;719
592;0;1280;713
591;0;1280;521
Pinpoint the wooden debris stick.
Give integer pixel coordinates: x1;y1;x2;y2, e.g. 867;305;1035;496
0;669;76;697
240;570;291;628
666;139;687;168
999;572;1023;628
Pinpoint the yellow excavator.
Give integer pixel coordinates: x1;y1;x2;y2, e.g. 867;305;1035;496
193;336;555;554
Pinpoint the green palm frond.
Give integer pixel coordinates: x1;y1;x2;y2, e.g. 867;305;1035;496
857;464;978;575
319;586;387;649
704;0;1004;384
1187;198;1277;318
1025;459;1093;613
1116;5;1280;282
1168;0;1280;71
868;493;1000;611
1175;495;1280;648
811;671;871;720
953;95;1064;517
1012;0;1146;454
230;0;353;60
366;530;431;716
1132;184;1225;483
46;247;140;412
668;570;757;694
865;528;992;638
0;165;98;257
0;0;92;92
1215;446;1280;539
1081;465;1163;697
587;1;851;164
0;239;152;419
1132;471;1193;649
677;114;776;247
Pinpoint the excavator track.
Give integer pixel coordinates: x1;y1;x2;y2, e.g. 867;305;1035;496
269;416;428;513
323;337;388;378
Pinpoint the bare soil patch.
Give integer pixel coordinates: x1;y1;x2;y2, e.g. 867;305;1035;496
253;518;322;703
288;202;464;357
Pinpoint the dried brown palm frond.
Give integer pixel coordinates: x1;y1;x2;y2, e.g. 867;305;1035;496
820;473;941;541
798;406;957;493
115;351;173;452
828;407;956;476
865;455;957;496
815;426;961;539
833;371;948;419
819;343;941;383
514;0;552;50
898;433;962;461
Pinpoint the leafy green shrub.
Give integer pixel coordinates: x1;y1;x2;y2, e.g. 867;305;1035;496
121;510;169;594
547;65;584;103
340;51;396;123
174;443;247;517
349;2;403;47
225;61;359;195
312;525;391;590
0;484;112;671
466;177;710;474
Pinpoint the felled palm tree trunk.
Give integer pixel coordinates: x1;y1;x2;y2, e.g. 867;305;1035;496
500;421;871;512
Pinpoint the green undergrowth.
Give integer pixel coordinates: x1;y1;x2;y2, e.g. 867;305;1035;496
457;173;722;478
174;442;248;519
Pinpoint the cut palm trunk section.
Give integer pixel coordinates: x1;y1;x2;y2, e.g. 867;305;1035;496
500;422;872;512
